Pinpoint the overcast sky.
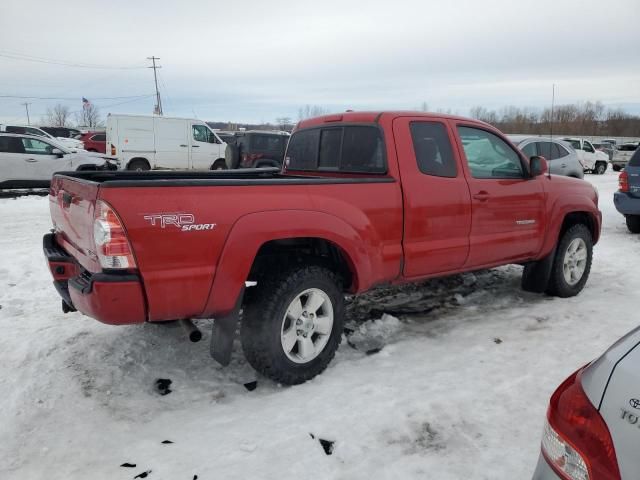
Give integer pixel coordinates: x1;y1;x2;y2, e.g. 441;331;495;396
1;0;639;125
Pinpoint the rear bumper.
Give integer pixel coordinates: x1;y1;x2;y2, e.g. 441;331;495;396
614;192;640;215
531;453;562;479
43;233;146;325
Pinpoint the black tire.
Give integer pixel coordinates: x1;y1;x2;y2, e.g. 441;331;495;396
546;224;593;298
225;144;239;169
595;162;607;175
127;159;150;171
241;265;344;385
613;164;622;172
212;159;227;170
626;215;640;234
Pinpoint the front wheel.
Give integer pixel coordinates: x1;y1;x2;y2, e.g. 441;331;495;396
595;162;607;175
626;215;640;234
546;224;593;297
241;265;344;385
212;159;227;170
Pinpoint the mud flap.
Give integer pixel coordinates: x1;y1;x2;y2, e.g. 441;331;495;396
522;248;556;293
210;288;244;366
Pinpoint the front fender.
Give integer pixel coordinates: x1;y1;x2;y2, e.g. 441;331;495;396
540;194;601;256
202;209;374;317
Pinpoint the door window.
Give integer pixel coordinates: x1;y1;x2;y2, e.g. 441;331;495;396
409;121;457;177
583;141;595;153
537;141;554;160
91;134;106;142
192;125;215;143
22;138;55;155
458;127;524;179
553;142;569;158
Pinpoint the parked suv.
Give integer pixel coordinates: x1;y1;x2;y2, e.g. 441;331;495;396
0;124;84;150
508;136;584;178
225;130;289;169
0;133;116;188
78;131;106;153
611;142;638;171
614;147;640;233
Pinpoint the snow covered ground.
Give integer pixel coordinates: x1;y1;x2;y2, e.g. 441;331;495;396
1;171;638;480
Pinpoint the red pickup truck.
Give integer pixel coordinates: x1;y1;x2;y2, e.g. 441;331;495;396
44;111;601;384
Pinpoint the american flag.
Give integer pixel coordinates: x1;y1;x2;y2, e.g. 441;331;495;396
82;97;91;109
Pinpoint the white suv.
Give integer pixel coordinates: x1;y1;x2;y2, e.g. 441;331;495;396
0;133;116;189
0;124;84;150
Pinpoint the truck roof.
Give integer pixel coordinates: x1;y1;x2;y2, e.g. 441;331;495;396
296;111;489;130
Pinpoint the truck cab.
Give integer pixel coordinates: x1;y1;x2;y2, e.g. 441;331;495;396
563;137;609;174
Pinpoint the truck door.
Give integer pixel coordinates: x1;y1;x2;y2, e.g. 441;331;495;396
190;123;222;169
154;118;189;169
454;124;545;267
393;117;471;277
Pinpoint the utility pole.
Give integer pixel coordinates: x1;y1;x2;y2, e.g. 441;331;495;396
147;56;163;116
22;102;31;125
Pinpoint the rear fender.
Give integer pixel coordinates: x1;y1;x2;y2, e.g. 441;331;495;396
202;210;372;316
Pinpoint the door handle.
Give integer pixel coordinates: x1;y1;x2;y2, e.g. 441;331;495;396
561;163;567;168
179;144;188;147
192;145;200;148
24;158;38;163
473;191;490;201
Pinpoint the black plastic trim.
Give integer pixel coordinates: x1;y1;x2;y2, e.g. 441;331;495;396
43;233;73;263
68;271;140;295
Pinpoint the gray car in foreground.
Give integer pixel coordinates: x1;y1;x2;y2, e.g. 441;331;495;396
533;326;640;479
509;136;584;179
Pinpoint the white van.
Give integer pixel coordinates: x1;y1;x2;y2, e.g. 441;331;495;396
106;114;227;170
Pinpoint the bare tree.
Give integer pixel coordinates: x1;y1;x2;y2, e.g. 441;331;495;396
44;104;71;126
275;117;292;130
298;105;328;121
75;103;102;128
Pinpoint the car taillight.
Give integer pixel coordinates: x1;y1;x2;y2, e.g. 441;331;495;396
541;369;620;480
93;200;136;269
619;171;629;193
110;143;116;156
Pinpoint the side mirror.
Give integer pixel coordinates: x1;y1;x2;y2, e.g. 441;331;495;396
530;156;548;177
52;148;64;158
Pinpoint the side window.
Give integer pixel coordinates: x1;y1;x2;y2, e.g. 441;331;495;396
192;125;210;143
521;142;537;158
92;134;106;142
584;141;595;153
5;126;26;134
409;121;457;177
22;138;54;155
537;142;554;160
318;128;341;169
0;137;10;153
553;142;569;158
458;126;524;179
340;126;385;173
286;129;319;170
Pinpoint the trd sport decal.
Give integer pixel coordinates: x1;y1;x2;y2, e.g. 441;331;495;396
143;213;216;232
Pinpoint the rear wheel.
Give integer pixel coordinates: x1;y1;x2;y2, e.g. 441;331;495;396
241;265;344;385
594;162;607;175
613;164;622;172
127;159;150;171
626;215;640;234
546;224;593;298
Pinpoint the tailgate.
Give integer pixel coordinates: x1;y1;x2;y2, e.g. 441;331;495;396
49;175;101;272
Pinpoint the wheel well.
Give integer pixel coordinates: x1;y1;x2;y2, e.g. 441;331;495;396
127;157;150;169
212;158;226;168
560;212;597;241
248;238;355;291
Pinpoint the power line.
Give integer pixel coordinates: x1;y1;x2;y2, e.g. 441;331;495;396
0;50;147;70
147;56;163;115
0;94;155;101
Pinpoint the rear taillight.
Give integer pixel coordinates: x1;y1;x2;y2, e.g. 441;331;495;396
110;143;116;156
541;369;620;480
618;171;629;193
93;200;136;269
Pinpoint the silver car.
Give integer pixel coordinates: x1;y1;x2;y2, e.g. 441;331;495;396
533;326;640;479
508;136;584;179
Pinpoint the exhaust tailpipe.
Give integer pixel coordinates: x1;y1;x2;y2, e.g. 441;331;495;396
179;319;202;343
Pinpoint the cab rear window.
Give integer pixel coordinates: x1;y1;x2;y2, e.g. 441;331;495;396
286;125;386;173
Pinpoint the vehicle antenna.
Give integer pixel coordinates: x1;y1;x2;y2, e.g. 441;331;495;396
548;84;555;179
